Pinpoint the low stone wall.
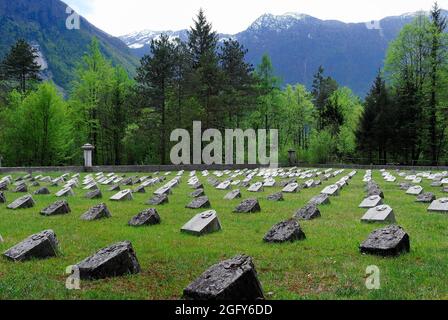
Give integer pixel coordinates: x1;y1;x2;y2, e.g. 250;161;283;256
0;164;264;174
300;163;448;171
0;166;84;174
1;163;448;174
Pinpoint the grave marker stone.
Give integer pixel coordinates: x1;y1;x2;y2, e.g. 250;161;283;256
34;187;50;195
216;181;231;190
83;183;98;191
108;184;120;192
224;189;242;200
282;183;300;193
110;189;133;201
3;230;59;262
263;178;276;187
303;180;315;189
0;191;5;203
0;181;8;191
293;204;321;220
321;185;340;196
85;189;102;199
360;225;410;257
248;182;264;193
154;185;172;196
431;181;443;187
207;177;220;187
361;205;396;223
428;198;448;213
132;185;146;193
191;182;204;190
416;192;436;203
234;199;261;213
264;219;306;243
75;241;140;280
7;195;35;210
399;183;413;191
186;196;211;209
181;210;222;236
128;208;161;227
41;200;71;216
183;254;264;300
81;203;111;221
121;178;134;186
359;195;383;208
56;187;74;198
147;194;169;206
406;186;423;195
191;189;205;198
267;192;284;202
309;194;330;206
14;184;28;193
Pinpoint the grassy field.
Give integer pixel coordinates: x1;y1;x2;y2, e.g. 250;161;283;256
0;169;447;300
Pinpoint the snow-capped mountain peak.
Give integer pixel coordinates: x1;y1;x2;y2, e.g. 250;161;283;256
247;12;315;32
119;29;189;48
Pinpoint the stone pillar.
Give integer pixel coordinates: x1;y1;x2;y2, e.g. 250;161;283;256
82;144;95;168
288;150;297;166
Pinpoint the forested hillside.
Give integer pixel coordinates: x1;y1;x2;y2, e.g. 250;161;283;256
0;4;447;167
0;0;138;91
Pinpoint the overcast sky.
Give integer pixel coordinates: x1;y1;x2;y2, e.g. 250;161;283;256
62;0;448;36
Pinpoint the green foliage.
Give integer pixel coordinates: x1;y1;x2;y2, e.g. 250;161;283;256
366;6;448;165
277;84;315;162
69;39;133;165
307;130;335;163
0;82;70;165
357;72;391;163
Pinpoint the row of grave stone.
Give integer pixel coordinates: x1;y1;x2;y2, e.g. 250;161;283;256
1;221;410;300
1;169;414;299
0;172;177;207
0;167;339;195
363;169;448;214
376;169;448;214
355;172;411;259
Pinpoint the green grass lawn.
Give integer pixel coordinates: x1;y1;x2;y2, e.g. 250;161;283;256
0;169;447;300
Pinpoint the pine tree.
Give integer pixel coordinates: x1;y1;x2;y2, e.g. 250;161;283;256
110;66;132;165
188;9;218;68
0;39;41;93
219;39;255;126
428;1;447;164
136;34;176;165
357;72;389;163
255;54;280;130
172;39;192;127
188;9;221;128
311;66;338;130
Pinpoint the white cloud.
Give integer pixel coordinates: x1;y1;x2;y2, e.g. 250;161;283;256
63;0;448;36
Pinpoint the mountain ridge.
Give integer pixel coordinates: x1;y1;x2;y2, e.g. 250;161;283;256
120;9;447;96
0;0;138;91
